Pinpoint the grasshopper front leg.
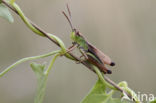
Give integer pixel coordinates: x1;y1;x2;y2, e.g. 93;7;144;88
60;42;77;56
66;43;77;53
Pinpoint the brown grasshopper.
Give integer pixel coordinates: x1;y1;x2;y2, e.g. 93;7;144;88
63;5;115;74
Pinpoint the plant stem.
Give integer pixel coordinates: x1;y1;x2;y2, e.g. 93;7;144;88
34;76;48;103
1;0;135;102
0;50;60;78
34;54;59;103
93;66;116;90
44;54;60;76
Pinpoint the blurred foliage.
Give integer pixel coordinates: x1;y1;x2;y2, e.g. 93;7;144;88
0;3;13;23
82;79;127;103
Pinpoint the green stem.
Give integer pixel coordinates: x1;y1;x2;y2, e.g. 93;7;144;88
10;1;66;52
2;0;75;61
10;0;15;4
34;54;59;103
47;33;74;60
34;75;48;103
44;54;60;76
0;50;60;78
11;2;44;36
11;2;74;60
93;66;117;90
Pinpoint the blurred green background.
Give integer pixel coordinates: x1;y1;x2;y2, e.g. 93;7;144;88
0;0;156;103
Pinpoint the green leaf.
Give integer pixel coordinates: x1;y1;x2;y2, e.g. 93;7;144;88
150;99;156;103
118;81;141;103
0;3;14;23
81;79;127;103
31;62;46;79
31;62;47;103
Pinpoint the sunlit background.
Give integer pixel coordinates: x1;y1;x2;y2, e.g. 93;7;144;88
0;0;156;103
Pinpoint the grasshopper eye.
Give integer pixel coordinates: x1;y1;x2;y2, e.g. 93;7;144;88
110;62;115;66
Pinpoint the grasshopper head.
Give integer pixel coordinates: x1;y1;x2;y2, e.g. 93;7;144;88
70;29;80;41
70;30;76;41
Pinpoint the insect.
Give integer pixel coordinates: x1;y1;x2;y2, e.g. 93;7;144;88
62;5;115;74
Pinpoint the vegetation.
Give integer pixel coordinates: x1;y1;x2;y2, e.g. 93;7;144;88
0;0;155;103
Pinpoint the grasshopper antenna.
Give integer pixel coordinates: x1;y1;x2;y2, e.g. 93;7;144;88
62;4;74;31
66;4;71;18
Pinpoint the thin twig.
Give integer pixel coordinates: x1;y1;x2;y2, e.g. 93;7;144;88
104;75;132;99
1;0;133;101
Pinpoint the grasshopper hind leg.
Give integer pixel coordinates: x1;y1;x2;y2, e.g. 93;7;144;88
106;69;112;74
100;66;112;74
76;47;89;64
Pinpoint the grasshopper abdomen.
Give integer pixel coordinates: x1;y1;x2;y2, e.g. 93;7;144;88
87;43;115;66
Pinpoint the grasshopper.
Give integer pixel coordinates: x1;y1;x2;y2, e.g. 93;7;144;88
63;5;115;74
